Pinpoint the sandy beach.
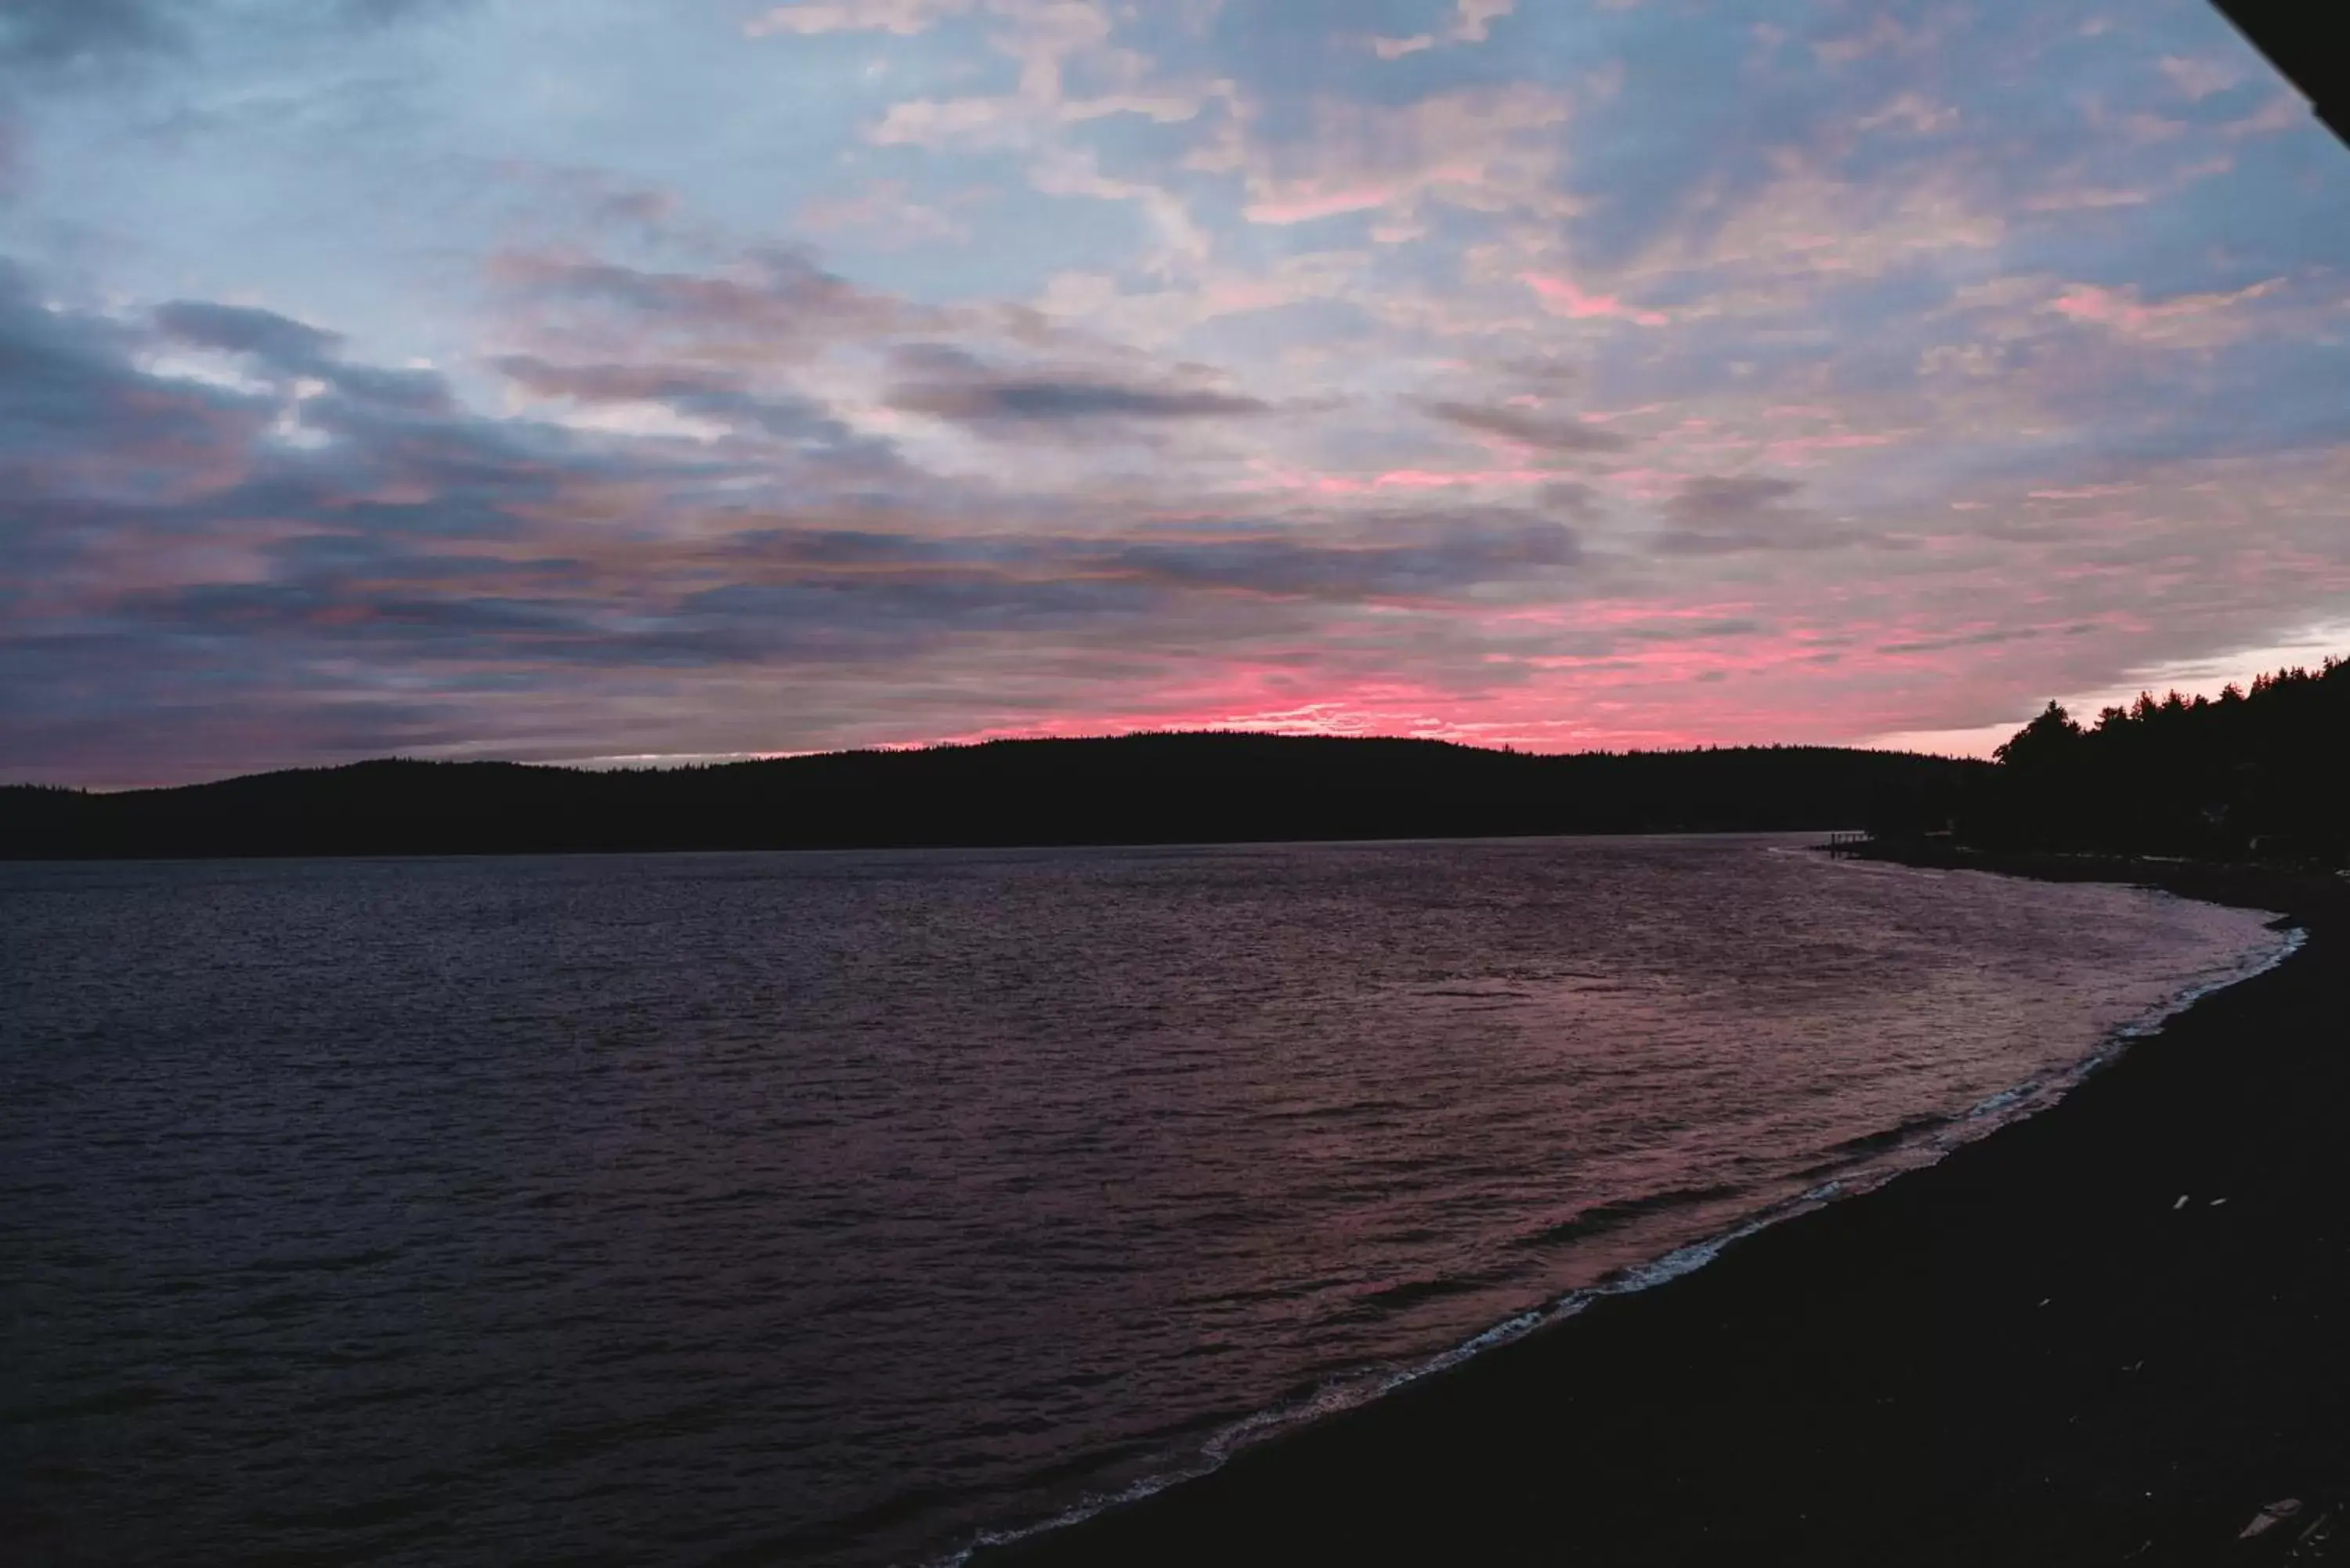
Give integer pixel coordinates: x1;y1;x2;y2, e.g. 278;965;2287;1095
979;857;2350;1567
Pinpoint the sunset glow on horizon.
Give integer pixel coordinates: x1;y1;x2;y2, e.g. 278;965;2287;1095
4;0;2348;786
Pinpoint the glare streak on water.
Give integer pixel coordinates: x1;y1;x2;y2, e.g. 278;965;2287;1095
0;836;2290;1567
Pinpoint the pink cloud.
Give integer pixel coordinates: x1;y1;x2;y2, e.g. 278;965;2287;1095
1253;467;1560;495
929;677;1719;755
2050;285;2156;331
797;179;978;247
1520;273;1668;327
1762;430;1909;466
743;0;969;37
1368;0;1516;60
916;642;1956;757
2157;55;2243;103
1242;186;1399;225
2028;482;2145;500
2048;278;2283;341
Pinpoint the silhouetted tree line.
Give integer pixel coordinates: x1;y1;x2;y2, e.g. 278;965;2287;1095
0;734;1976;861
1955;659;2348;865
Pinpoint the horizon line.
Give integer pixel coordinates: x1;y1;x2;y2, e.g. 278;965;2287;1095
13;728;1988;797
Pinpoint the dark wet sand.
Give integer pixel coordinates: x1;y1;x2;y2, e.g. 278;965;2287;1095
981;856;2350;1568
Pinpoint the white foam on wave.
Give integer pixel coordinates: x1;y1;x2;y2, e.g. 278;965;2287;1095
1933;912;2305;1143
931;898;2308;1568
933;1193;1826;1568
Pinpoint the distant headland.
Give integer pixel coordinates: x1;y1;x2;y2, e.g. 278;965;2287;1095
6;656;2339;864
2;735;1972;861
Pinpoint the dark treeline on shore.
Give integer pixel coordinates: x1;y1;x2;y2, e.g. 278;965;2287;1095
1954;658;2348;865
1;736;1969;861
8;656;2337;863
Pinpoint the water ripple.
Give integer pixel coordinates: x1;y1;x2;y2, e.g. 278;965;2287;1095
0;836;2287;1567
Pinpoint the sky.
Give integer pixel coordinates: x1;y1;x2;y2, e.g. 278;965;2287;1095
2;0;2347;787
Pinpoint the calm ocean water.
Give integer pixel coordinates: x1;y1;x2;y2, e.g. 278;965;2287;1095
0;836;2291;1566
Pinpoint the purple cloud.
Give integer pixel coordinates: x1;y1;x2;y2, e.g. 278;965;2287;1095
1651;475;1840;557
1423;400;1630;454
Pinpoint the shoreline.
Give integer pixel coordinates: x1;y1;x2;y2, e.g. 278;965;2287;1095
976;854;2350;1567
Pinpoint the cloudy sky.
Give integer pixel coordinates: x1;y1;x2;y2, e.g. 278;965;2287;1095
3;0;2346;786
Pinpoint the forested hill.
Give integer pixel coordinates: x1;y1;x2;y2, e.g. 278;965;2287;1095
1961;659;2348;865
0;735;1974;861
